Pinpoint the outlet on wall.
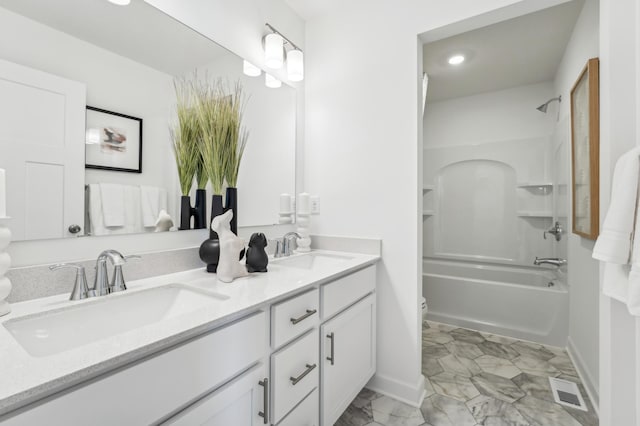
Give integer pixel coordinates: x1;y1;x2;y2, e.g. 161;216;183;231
310;195;320;214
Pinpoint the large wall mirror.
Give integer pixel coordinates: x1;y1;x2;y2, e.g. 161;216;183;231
0;0;296;241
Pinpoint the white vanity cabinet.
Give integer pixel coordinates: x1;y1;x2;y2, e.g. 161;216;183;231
2;311;268;425
164;363;268;426
320;267;377;426
1;263;377;426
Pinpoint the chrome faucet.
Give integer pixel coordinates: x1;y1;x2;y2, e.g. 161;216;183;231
92;250;140;296
534;257;567;267
274;232;302;258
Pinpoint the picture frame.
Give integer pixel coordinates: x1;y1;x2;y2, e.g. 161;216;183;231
85;106;143;173
570;57;599;240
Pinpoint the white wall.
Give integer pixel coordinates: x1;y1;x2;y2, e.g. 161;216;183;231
3;0;305;267
598;0;640;424
424;82;557;146
302;0;572;406
552;0;600;406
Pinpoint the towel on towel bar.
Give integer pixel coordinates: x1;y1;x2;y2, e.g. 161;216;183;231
99;183;125;227
140;185;168;227
593;146;640;315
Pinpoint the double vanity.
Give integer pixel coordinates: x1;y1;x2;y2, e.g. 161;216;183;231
0;250;379;425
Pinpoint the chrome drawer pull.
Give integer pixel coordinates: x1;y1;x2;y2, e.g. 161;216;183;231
290;309;317;325
258;378;269;424
289;363;317;385
326;332;335;365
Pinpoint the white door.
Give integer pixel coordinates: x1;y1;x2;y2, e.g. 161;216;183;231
0;59;85;240
164;363;268;426
320;294;376;426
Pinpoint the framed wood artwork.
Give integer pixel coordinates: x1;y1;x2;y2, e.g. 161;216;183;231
85;106;143;173
570;57;599;240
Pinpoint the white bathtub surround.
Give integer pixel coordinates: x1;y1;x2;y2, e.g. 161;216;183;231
0;217;11;316
593;146;640;314
423;259;569;346
296;192;312;253
211;210;248;283
0;249;379;417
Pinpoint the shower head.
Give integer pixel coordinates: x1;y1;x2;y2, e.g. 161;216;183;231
536;96;562;113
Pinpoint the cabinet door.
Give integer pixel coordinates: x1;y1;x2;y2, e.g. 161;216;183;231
165;363;268;426
320;293;376;426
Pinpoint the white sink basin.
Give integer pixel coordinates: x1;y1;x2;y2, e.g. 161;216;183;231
274;253;353;270
4;285;228;357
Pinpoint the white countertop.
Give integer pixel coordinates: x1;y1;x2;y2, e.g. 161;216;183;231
0;250;379;415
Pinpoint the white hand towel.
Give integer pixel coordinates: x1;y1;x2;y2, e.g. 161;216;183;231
88;184;106;235
99;183;125;227
140;185;164;227
593;147;640;263
594;147;640;315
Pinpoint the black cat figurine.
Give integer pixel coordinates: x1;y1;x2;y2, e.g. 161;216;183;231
246;233;269;273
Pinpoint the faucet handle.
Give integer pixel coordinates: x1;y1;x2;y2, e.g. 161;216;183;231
49;263;90;301
109;255;140;293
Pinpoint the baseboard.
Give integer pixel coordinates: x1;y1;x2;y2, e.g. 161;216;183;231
366;373;426;408
567;337;599;415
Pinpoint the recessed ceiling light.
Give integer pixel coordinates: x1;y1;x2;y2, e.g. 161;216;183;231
448;55;465;65
108;0;131;5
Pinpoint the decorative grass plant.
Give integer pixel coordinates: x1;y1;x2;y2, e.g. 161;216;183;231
171;78;201;196
194;78;226;196
222;82;249;188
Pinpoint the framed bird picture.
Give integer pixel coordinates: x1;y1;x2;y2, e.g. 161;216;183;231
85;106;143;173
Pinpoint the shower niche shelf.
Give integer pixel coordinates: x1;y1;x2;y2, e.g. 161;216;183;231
423;185;435;192
517;182;553;188
516;211;553;218
422;210;435;216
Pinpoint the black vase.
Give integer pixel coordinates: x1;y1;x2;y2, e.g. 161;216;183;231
209;194;224;239
193;189;207;229
179;195;192;230
199;194;224;273
225;187;238;235
199;239;220;273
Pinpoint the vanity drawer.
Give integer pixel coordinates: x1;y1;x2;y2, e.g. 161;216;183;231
277;388;319;426
321;265;375;319
271;288;319;348
2;311;268;426
271;328;319;424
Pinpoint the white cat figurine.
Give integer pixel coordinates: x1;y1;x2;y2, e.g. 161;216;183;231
211;210;248;283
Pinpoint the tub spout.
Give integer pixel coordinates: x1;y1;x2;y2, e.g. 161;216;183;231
534;257;567;267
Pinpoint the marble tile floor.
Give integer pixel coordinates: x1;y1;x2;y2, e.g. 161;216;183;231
335;320;598;426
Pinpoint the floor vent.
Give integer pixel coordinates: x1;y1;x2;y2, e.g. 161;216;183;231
548;377;587;411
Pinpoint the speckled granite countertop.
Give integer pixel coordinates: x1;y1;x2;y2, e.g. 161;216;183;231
0;250;379;416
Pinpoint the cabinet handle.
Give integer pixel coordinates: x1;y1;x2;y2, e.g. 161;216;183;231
289;363;317;385
258;377;269;424
290;309;317;325
326;332;335;365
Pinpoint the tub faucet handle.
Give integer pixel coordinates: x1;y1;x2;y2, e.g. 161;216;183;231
544;221;563;242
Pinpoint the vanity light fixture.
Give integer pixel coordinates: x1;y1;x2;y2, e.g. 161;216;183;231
107;0;131;5
243;60;262;77
448;54;465;65
264;33;284;69
265;73;282;88
264;23;304;81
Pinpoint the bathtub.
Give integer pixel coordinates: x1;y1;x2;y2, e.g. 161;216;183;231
422;258;569;347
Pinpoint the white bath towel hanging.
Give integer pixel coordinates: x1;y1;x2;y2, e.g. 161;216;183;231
99;183;125;227
593;146;640;314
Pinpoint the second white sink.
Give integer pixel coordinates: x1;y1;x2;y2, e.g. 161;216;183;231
274;253;353;270
4;285;228;358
